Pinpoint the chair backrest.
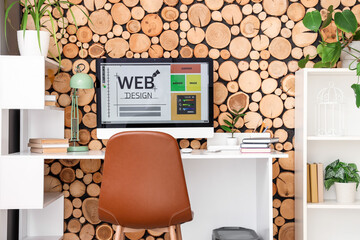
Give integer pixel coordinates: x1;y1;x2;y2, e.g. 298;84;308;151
99;131;192;229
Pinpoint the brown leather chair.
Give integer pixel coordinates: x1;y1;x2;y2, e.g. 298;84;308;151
99;131;193;240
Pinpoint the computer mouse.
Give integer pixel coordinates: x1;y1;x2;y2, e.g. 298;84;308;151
181;148;193;153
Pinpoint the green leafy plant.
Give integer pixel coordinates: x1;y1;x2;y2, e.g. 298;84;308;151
324;159;360;190
298;6;360;108
220;108;245;138
4;0;89;63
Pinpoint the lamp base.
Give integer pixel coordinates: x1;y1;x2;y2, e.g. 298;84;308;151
68;146;89;152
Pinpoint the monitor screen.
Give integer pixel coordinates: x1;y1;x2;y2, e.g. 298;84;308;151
96;58;213;138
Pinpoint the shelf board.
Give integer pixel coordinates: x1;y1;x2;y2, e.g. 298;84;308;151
23;236;62;240
307;200;360;209
6;150;105;159
43;192;63;208
17;106;63;111
43;106;64;111
307;136;360;141
301;68;356;76
45;58;61;70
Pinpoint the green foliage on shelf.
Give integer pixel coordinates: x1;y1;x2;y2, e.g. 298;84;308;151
298;5;360;108
324;159;360;190
299;6;359;68
4;0;90;63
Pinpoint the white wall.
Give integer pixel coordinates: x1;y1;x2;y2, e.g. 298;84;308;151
0;2;8;238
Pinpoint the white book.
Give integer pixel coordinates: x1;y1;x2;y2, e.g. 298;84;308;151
242;138;279;144
240;143;270;148
28;143;69;148
31;148;67;154
44;95;56;102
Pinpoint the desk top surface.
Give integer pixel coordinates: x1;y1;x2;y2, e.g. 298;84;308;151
4;150;287;159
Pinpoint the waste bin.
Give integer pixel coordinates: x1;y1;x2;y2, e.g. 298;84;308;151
212;227;261;240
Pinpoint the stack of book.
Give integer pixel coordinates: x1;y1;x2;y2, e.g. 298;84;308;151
307;163;324;203
28;138;69;153
45;95;56;106
240;137;279;153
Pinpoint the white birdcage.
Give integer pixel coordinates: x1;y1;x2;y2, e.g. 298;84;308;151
316;82;344;136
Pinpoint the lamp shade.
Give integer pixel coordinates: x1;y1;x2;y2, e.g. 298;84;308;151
70;73;94;89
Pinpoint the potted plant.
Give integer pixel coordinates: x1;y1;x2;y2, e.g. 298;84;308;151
220;108;245;146
298;6;360;108
324;159;360;203
5;0;89;61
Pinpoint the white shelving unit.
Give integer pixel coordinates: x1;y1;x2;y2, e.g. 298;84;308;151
19;192;64;240
295;68;360;240
0;56;64;240
307;136;360;141
0;56;59;109
307;200;360;209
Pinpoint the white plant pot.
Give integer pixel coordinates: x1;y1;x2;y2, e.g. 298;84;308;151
335;182;356;203
17;30;50;57
340;41;360;68
226;137;238;146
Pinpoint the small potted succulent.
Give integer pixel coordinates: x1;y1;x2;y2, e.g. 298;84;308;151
220;108;245;146
298;6;360;108
324;159;360;203
5;0;89;62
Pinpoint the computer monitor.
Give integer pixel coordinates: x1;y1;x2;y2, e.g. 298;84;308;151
96;58;214;139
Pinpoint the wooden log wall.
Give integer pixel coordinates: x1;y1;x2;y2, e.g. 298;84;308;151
26;0;360;239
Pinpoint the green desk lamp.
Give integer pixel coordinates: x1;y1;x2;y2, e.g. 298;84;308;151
68;65;94;152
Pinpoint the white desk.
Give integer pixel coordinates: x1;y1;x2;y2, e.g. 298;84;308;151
0;149;287;240
4;149;285;159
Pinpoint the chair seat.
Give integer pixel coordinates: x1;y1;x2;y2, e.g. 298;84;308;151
98;132;193;240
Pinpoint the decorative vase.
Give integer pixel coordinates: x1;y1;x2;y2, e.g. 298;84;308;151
17;30;50;57
226;137;238;146
335;182;356;203
340;41;360;68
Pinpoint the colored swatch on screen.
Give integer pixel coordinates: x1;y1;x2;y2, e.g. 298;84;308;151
171;75;185;91
171;64;201;73
171;93;201;120
186;75;201;91
177;95;196;114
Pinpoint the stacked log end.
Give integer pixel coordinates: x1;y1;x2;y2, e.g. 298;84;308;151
35;0;360;239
